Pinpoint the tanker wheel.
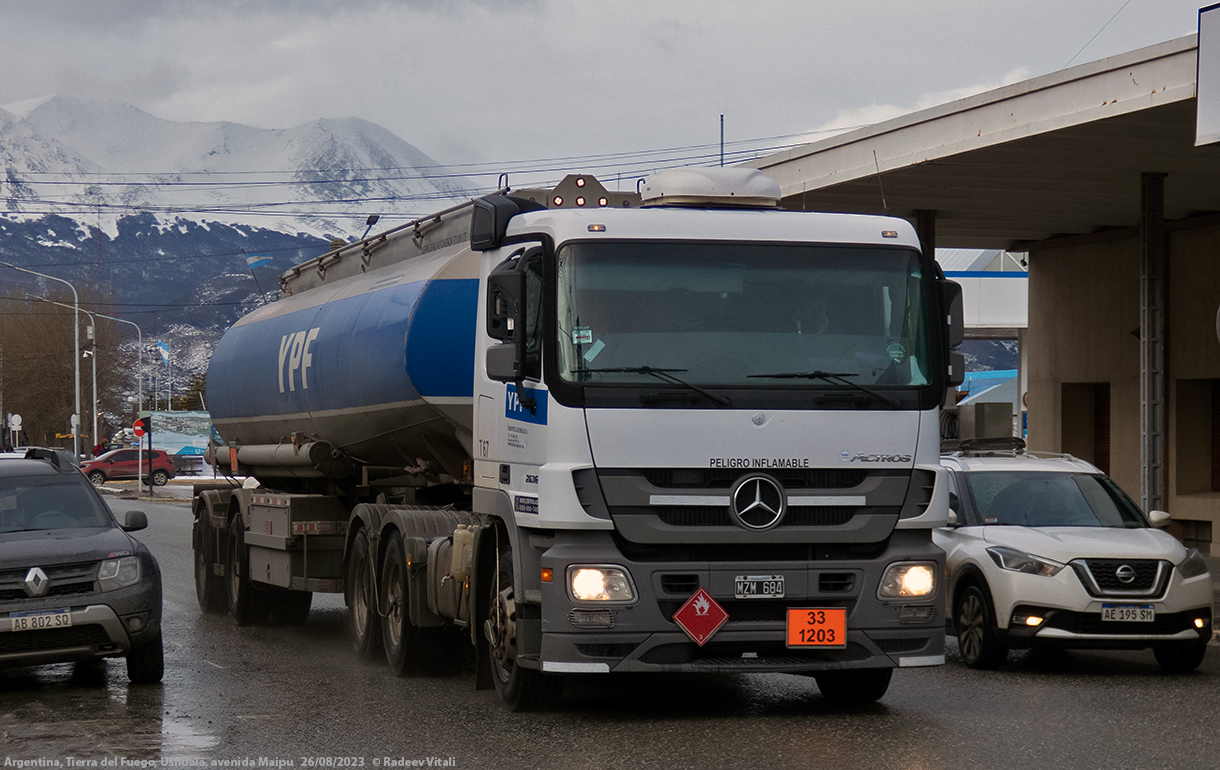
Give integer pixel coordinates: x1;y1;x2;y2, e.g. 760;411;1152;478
380;531;451;675
193;505;226;614
484;538;563;711
226;513;270;626
346;527;382;661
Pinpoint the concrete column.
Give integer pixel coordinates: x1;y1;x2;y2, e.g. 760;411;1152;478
1140;172;1167;513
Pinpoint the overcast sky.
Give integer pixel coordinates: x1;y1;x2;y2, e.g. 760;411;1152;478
0;0;1210;185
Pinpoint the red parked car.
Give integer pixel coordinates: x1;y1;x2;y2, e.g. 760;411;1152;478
82;449;176;486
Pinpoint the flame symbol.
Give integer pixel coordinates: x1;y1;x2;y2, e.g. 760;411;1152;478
693;594;711;616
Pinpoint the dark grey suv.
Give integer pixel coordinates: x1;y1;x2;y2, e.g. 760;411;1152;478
0;450;163;683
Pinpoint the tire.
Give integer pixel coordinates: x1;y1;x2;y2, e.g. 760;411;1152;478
381;532;449;676
193;506;226;614
150;469;170;486
346;527;383;661
955;584;1008;669
269;590;312;626
485;537;563;711
126;631;164;684
1153;636;1209;673
226;513;269;626
814;668;892;705
87;470;106;485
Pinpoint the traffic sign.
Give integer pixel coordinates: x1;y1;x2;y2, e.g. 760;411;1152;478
133;418;147;437
672;587;729;646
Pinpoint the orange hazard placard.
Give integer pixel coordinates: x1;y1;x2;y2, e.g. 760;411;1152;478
786;607;847;648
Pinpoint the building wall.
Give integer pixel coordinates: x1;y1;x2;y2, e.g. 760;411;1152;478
1025;221;1220;553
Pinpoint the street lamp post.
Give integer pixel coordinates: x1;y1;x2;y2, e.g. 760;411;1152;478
29;297;101;452
2;261;81;457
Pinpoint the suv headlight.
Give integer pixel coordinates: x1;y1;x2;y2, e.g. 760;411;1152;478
98;556;141;591
878;562;937;599
986;546;1065;577
568;565;636;603
1177;548;1210;579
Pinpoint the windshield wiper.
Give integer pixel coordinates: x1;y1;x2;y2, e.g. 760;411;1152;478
574;366;731;407
747;370;900;408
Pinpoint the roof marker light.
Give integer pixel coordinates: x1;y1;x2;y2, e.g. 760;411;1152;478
588;224;607;232
882;230;899;238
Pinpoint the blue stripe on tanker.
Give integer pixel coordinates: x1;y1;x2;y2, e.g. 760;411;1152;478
207;277;478;420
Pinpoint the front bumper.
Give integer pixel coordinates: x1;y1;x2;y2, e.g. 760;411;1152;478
1001;605;1212;650
534;529;945;674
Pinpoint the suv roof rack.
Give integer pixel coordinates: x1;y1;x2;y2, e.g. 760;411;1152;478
942;436;1027;456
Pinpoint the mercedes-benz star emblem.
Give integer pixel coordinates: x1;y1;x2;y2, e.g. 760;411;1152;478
730;474;786;530
1115;564;1136;584
24;567;50;597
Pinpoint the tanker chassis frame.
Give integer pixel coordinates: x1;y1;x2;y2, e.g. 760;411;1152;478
193;170;965;710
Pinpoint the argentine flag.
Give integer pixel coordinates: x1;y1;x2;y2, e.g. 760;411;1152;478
245;253;273;269
156;340;170;366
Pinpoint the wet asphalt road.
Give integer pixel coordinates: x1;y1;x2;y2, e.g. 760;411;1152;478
3;486;1220;769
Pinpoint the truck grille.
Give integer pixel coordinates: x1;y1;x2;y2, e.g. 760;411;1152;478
656;506;857;528
642;468;868;489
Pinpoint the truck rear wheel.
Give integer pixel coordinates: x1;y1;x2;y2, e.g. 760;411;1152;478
193;506;226;614
346;527;382;661
380;531;450;675
226;513;270;626
485;539;562;711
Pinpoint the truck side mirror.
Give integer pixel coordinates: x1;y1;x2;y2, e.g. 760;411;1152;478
940;279;964;348
487;256;526;343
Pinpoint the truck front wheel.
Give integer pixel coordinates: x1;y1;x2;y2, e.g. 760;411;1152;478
193;505;226;614
346;527;382;661
484;540;562;711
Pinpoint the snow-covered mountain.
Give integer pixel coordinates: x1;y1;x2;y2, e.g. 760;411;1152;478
1;95;474;238
0;96;479;393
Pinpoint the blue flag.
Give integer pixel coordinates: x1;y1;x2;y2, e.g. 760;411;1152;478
156;340;170;366
244;253;273;269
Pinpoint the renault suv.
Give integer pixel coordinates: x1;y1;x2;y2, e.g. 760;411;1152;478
936;441;1212;672
0;449;163;682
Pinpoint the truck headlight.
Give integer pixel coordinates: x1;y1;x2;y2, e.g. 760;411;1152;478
98;556;141;591
568;566;636;603
986;546;1065;577
878;562;937;599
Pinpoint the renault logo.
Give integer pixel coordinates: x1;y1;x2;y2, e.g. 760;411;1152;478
24;567;50;597
1115;564;1136;584
730;474;786;530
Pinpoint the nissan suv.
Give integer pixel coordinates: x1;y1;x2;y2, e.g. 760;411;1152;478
936;441;1213;672
0;449;163;683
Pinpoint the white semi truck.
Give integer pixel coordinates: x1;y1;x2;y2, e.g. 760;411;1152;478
193;168;964;709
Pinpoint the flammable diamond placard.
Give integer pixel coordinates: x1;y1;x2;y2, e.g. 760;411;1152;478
672;587;729;646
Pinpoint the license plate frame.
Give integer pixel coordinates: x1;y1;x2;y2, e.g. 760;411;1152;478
9;608;73;632
734;574;785;599
786;607;847;648
1101;604;1155;622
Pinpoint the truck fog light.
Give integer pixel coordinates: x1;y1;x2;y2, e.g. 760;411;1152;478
878;562;936;599
898;604;936;621
568;566;636;603
568;609;615;628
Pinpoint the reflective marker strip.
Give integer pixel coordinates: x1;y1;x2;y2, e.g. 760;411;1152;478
898;655;945;667
788;496;866;506
542;661;610;673
649;495;730;506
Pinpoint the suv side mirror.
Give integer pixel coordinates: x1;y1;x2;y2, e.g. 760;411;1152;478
1147;510;1171;528
123;510;148;532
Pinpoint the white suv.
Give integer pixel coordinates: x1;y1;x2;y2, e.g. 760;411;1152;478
935;443;1213;672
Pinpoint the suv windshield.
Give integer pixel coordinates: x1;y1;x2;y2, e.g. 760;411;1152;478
963;471;1147;528
556;241;934;388
0;474;114;533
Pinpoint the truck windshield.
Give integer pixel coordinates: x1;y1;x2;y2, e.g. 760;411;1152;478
556;241;934;389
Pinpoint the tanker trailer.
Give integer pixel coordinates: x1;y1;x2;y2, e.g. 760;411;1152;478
193;168;965;710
